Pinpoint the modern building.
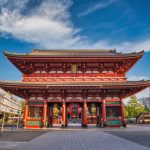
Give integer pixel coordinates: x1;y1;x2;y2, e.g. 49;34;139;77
0;49;150;128
0;88;21;115
136;112;150;124
0;88;22;132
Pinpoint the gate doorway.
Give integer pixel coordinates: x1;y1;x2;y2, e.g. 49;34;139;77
67;102;82;127
87;103;101;126
47;103;62;127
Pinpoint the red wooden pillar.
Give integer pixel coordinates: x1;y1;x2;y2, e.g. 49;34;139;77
43;101;47;128
82;99;88;127
102;98;107;127
62;99;66;127
121;99;126;127
65;103;68;127
24;102;28;128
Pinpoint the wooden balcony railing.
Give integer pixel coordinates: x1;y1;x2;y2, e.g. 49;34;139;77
23;73;125;78
22;73;126;82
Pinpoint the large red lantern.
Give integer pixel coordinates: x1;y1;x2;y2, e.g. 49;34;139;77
68;103;81;117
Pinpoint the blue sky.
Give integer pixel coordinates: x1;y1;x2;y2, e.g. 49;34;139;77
0;0;150;98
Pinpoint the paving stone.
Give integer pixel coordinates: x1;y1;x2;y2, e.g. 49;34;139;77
0;141;26;150
105;131;150;148
14;130;150;150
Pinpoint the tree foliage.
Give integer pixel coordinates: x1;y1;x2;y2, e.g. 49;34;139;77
125;95;147;118
21;100;26;115
144;105;150;112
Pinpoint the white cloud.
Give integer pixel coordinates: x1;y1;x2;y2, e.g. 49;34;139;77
0;0;150;52
78;0;117;17
0;0;82;48
69;39;150;52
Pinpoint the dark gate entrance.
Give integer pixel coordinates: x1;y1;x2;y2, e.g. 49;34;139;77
67;103;82;126
87;103;101;126
47;103;62;127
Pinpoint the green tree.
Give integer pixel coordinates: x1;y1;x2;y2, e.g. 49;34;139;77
125;96;146;118
125;107;129;118
21;100;26;115
144;105;150;112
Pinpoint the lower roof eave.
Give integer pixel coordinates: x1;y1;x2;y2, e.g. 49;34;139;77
0;80;150;99
0;80;150;87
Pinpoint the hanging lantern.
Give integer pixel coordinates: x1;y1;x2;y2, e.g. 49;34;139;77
68;103;81;117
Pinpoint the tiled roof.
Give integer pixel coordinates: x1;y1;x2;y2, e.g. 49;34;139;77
0;80;150;87
3;49;144;57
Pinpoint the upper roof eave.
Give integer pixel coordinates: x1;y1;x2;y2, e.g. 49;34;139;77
3;50;145;58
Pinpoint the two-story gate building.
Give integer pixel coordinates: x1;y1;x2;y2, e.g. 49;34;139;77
0;49;150;128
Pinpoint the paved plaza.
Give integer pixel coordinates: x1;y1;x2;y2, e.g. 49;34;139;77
1;125;150;150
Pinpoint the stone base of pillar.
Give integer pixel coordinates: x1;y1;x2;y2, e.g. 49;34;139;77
49;123;53;127
61;124;65;128
103;123;107;127
43;127;47;129
43;121;47;128
65;118;67;127
123;123;126;127
82;124;88;128
61;121;66;128
61;124;67;128
23;122;26;128
98;124;101;128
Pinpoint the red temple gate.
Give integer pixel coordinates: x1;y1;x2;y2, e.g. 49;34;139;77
0;49;150;128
